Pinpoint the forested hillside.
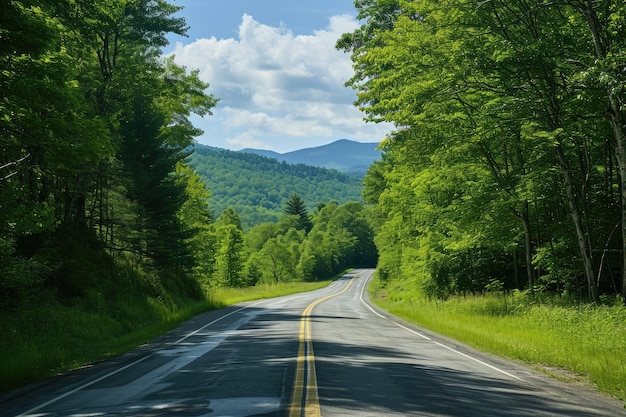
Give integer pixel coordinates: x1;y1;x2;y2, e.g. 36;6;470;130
340;1;626;303
187;145;364;228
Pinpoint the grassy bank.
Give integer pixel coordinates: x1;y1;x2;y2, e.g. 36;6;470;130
0;279;332;394
369;276;626;401
0;296;218;393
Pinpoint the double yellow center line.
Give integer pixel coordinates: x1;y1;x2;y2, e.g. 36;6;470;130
289;278;354;417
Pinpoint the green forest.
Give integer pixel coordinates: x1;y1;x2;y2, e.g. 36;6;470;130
187;145;364;228
340;0;626;304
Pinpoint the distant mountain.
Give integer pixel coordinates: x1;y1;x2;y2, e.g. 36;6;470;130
239;149;282;160
239;139;381;176
187;144;364;229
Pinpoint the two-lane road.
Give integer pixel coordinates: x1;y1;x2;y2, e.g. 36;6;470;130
2;269;624;416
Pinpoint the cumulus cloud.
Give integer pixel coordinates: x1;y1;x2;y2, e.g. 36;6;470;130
171;13;391;152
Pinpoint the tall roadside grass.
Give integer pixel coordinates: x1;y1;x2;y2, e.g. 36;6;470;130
0;295;218;393
369;277;626;401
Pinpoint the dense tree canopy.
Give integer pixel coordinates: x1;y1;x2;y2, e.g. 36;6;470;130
0;0;217;309
341;0;626;302
241;200;378;286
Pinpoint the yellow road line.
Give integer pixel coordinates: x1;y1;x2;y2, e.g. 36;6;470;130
289;279;355;417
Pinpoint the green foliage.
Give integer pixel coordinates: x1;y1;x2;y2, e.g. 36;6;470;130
118;95;193;272
204;201;377;286
175;162;216;282
0;282;218;393
187;145;364;229
0;0;220;302
259;235;297;283
188;200;377;288
212;210;245;287
241;261;262;287
345;0;626;301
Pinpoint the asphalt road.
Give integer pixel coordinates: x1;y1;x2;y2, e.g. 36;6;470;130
2;269;624;416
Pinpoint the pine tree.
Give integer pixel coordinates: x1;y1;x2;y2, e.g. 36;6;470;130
284;194;312;233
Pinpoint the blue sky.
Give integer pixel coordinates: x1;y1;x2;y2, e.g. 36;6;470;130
168;0;392;153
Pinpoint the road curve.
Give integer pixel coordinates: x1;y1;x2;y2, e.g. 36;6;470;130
1;269;623;416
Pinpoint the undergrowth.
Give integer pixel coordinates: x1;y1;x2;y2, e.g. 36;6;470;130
0;291;216;393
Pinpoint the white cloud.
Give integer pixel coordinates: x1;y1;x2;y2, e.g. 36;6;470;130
171;13;391;152
225;131;267;150
224;107;333;137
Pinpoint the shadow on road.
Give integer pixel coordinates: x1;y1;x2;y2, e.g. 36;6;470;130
2;297;622;417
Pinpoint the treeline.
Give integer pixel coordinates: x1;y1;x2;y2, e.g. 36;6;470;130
339;0;626;302
187;145;364;228
207;196;378;287
0;0;218;311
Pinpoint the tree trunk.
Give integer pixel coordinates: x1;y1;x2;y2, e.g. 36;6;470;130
520;201;535;289
575;1;626;303
609;106;626;304
555;143;599;302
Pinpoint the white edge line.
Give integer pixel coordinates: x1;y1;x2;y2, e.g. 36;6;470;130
431;340;523;381
18;299;270;417
357;271;524;382
173;299;268;345
17;355;152;417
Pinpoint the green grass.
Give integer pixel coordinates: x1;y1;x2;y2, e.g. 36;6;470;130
370;277;626;401
0;297;218;393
